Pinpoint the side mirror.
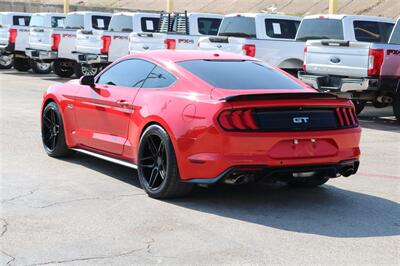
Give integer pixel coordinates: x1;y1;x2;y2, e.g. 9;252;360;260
80;75;95;87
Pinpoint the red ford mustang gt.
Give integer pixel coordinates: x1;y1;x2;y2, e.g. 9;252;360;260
41;50;361;198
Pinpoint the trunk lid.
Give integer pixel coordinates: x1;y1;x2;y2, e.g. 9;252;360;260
129;32;165;53
75;29;105;54
29;27;53;50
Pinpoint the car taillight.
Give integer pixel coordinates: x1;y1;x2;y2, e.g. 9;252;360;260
303;46;307;72
8;28;17;44
51;33;61;51
242;44;256;57
100;35;111;54
368;48;384;76
218;109;258;131
336;107;358;128
164;39;176;49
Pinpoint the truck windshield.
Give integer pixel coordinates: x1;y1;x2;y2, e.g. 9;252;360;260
296;18;343;41
65;14;84;29
30;15;45;27
178;60;303;90
218;16;256;38
389;21;400;44
109;15;133;32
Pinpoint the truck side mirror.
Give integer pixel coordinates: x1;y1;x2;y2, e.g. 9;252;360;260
80;75;95;87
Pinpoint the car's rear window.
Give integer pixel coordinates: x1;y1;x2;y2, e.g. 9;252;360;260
141;17;160;32
178;60;303;90
389;21;400;44
218;16;256;38
296;18;343;41
198;17;221;35
65;14;84;29
92;15;111;30
51;16;65;28
353;20;394;43
12;16;30;26
265;19;300;39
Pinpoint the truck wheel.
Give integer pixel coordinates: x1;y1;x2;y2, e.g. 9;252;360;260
0;55;13;69
74;63;100;78
13;58;31;72
52;60;74;78
352;100;366;115
31;61;52;74
393;92;400;123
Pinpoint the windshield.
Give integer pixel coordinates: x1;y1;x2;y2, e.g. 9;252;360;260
29;14;45;27
218;16;256;38
296;18;344;41
65;14;84;29
178;60;303;90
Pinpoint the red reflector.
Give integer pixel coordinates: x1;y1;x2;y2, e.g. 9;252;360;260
242;44;256;57
8;28;17;44
164;38;176;49
51;33;61;51
368;49;384;76
100;35;111;54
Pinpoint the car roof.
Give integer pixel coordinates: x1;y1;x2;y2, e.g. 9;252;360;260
131;50;257;64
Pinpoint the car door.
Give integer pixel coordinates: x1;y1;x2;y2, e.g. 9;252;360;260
73;59;156;154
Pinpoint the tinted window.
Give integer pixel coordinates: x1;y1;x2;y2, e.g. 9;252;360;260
109;15;133;32
13;16;30;26
265;19;300;39
296;18;343;41
198;18;221;35
65;14;84;29
389;22;400;44
141;17;160;32
51;16;65;28
218;16;256;38
92;15;111;30
178;60;303;90
142;66;176;88
97;59;155;88
29;15;45;27
354;21;394;43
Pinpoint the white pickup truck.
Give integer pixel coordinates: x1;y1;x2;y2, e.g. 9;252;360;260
24;12;66;74
198;13;302;74
74;12;160;69
298;16;399;120
0;12;31;70
128;11;222;53
25;11;111;78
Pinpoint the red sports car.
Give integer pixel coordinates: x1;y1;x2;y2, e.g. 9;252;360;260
41;50;361;198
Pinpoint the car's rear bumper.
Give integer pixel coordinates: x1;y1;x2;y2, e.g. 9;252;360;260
298;71;377;92
72;51;108;64
26;48;58;60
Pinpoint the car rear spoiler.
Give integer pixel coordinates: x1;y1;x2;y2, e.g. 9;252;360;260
220;92;338;102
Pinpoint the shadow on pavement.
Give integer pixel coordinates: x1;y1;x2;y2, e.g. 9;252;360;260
358;106;399;132
1;70;72;83
61;153;400;239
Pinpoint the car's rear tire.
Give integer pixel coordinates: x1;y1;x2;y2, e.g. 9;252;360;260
13;57;31;72
393;91;400;123
31;61;52;74
137;125;193;198
74;63;100;78
52;60;74;78
287;176;329;188
352;100;366;115
41;101;73;157
0;54;13;69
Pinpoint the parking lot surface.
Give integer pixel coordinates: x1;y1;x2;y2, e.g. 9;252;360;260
0;70;399;265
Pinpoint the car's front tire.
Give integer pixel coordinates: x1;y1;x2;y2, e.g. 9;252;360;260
31;61;52;74
41;101;73;157
137;125;193;199
287;176;329;188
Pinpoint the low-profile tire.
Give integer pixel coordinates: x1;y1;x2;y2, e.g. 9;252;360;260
0;54;13;69
137;125;193;199
393;91;400;123
74;63;100;78
31;61;52;74
287;176;329;188
41;101;73;157
352;100;366;115
52;60;74;78
13;57;31;72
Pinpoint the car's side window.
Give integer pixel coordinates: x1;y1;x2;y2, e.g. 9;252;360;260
141;66;177;89
97;59;155;88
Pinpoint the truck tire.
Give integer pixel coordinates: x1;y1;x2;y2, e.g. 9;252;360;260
393;92;400;123
0;55;13;69
74;63;100;78
352;100;366;115
13;58;31;72
52;60;74;78
31;61;52;74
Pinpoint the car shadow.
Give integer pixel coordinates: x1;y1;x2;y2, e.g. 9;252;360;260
1;70;72;83
358;106;399;132
60;153;400;239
